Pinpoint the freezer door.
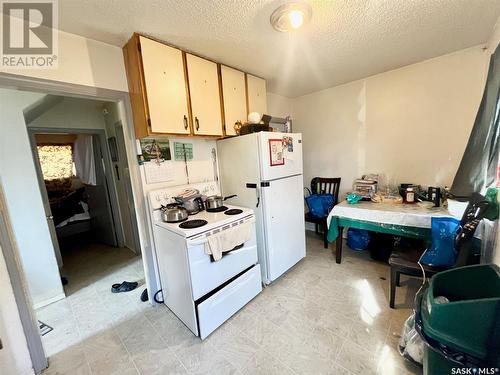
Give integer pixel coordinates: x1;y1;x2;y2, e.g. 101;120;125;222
258;132;303;181
261;174;306;282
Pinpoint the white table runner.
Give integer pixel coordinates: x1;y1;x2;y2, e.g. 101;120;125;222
327;200;459;229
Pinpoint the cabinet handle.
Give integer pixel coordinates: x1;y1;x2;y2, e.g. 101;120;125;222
195;117;200;131
183;115;188;130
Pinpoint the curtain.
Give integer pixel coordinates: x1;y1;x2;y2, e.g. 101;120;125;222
450;46;500;200
73;135;96;185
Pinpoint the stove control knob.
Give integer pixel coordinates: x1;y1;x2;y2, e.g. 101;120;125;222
155;194;161;202
163;193;169;200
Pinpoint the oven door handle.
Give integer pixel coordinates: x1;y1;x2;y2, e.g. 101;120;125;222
187;218;256;246
210;243;245;262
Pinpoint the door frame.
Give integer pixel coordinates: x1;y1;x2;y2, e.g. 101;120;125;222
0;182;49;373
114;120;142;253
0;71;156;374
27;129;64;268
28;127;124;251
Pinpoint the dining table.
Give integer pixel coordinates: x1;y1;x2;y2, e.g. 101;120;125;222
326;200;459;263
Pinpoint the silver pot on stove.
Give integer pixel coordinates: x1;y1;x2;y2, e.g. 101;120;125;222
205;194;237;210
175;196;204;215
161;204;188;223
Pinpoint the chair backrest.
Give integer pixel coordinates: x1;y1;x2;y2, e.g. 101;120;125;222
453;199;490;266
311;177;341;204
455;199;490;250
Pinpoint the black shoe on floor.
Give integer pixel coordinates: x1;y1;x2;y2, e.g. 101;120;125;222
111;281;138;293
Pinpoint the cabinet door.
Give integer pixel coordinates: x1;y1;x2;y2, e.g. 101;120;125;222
186;54;223;136
140;36;190;134
221;66;247;136
246;74;267;116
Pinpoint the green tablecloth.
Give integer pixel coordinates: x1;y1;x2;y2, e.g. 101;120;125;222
327;216;431;242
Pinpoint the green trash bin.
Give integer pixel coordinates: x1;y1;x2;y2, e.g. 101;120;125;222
415;264;500;375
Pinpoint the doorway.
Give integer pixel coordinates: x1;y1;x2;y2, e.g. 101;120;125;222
29;130;120;267
22;96;145;360
0;74;155;374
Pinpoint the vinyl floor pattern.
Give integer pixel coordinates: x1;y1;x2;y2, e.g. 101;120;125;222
38;232;422;375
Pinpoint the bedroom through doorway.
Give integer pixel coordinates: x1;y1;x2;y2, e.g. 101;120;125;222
24;94;144;358
32;131;123;287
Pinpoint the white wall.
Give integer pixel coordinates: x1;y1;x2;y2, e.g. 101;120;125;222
267;92;293;118
292;46;489;197
138;138;218;195
0;244;34;375
0;89;65;310
28;97;107;130
487;16;500;55
0;27;127;92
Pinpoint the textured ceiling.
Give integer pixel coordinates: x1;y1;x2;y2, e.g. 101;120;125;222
56;0;500;97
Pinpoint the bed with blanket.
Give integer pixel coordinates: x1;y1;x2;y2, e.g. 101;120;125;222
47;181;91;238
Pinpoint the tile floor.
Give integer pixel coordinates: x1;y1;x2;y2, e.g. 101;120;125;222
38;233;422;375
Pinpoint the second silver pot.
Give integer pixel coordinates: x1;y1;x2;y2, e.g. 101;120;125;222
205;194;237;210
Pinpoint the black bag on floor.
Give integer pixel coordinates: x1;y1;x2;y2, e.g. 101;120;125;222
368;233;395;262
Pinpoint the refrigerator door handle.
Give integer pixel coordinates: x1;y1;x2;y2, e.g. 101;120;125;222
245;183;260;207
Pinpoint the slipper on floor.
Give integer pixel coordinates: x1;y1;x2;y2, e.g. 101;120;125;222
111;281;138;293
140;288;148;302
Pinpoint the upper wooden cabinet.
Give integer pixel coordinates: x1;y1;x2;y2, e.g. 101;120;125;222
246;74;267;116
220;66;247;136
123;35;190;137
186;54;223;136
123;34;267;138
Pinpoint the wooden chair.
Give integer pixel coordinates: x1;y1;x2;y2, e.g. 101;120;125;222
304;177;341;248
388;199;490;308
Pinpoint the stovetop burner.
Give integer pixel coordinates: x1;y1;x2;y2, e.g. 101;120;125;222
206;206;228;213
179;219;208;229
166;217;188;223
224;209;243;215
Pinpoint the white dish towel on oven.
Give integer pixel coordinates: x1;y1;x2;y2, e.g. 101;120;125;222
206;222;252;261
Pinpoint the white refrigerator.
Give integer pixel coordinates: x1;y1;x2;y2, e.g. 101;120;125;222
217;132;306;284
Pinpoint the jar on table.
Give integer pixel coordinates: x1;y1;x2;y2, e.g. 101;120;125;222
404;187;416;203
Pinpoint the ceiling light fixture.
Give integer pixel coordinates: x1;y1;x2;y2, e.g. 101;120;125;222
270;2;312;32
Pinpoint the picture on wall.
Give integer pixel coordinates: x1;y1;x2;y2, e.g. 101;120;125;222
139;139;172;162
174;142;194;161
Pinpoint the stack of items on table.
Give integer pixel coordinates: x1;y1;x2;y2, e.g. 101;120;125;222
352;174;378;200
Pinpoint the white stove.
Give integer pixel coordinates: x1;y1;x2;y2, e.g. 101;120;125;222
153;204;254;238
148;182;262;340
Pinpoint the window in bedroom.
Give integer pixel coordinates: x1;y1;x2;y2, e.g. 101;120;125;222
37;144;74;180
